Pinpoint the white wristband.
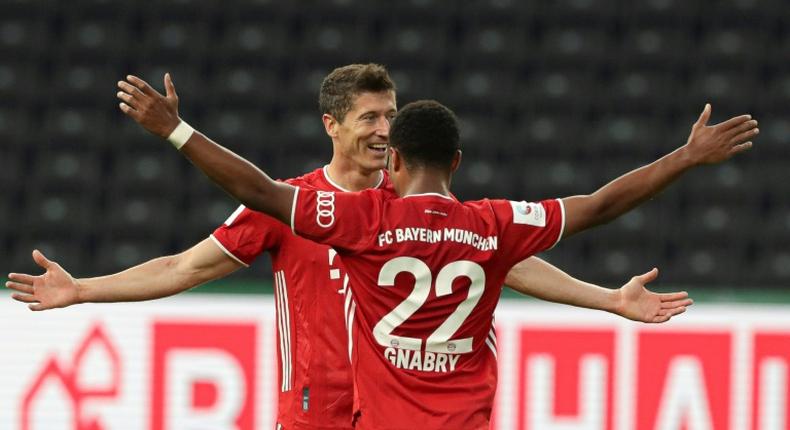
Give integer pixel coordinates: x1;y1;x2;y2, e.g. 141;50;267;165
167;120;195;150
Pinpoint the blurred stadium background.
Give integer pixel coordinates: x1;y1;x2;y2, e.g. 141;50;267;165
2;0;790;429
2;0;790;295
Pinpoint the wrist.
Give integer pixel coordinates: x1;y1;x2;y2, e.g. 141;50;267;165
676;143;701;168
74;278;87;305
166;120;195;150
609;287;625;316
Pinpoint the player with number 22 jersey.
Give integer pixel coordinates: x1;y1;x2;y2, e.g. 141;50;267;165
292;187;565;430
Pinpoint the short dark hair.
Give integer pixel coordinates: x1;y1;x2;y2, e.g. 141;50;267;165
319;64;396;122
389;100;460;171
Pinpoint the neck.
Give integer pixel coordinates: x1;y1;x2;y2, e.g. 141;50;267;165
325;158;382;192
399;168;452;197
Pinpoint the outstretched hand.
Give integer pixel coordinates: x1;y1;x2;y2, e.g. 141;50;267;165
5;250;81;311
684;103;758;165
117;73;181;138
615;268;692;323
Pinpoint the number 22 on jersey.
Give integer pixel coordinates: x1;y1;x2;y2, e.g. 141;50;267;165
373;257;485;355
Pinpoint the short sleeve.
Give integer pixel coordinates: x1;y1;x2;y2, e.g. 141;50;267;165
291;187;381;254
493;198;565;262
211;205;287;266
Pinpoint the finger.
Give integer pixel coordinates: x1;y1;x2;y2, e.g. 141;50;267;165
164;73;178;99
117;80;148;99
652;314;670;323
119;103;142;121
730;141;753;155
116;91;142;109
634;267;659;284
723;119;758;142
29;303;46;311
664;306;687;318
8;272;36;284
716;114;752;130
11;293;39;304
661;298;694;309
6;281;34;294
695;103;711;127
32;249;53;270
126;75;159;97
658;291;689;301
729;127;759;146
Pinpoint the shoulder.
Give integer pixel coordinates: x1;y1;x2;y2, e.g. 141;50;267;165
284;167;325;188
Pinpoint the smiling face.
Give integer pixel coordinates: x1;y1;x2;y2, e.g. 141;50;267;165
325;90;397;172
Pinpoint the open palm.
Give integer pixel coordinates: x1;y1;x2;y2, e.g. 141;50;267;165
617;268;693;323
5;250;80;311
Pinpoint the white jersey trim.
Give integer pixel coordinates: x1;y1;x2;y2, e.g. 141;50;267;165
208;234;250;267
486;324;498;359
322;165;384;192
549;198;566;250
290;186;300;235
275;270;293;392
402;192;454;200
223;204;246;226
345;287;356;362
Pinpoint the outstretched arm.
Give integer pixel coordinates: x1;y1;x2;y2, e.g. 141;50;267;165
561;104;758;238
117;74;294;223
505;258;691;323
5;238;241;311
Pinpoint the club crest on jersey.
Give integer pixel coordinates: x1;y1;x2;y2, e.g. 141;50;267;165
510;201;546;227
316;191;336;228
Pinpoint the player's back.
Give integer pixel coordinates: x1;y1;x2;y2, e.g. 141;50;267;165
293;189;564;429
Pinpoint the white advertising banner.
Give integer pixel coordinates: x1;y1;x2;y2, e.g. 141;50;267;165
1;295;788;430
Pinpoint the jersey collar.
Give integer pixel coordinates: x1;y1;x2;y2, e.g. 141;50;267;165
402;192;454;200
322;165;384;192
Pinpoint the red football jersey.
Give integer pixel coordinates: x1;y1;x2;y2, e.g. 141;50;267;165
292;189;565;430
212;166;394;430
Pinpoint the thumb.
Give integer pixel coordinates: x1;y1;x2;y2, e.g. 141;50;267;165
634;267;659;285
32;249;53;270
164;73;178;99
695;103;711;127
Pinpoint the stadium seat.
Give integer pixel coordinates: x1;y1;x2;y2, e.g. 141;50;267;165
0;62;42;108
215;20;289;66
0;106;34;145
102;193;177;239
618;27;695;70
10;235;92;278
30;150;102;192
623;0;702;26
388;68;444;107
22;189;97;238
200;108;271;154
604;69;679;115
109;148;182;195
58;19;131;65
183;191;241;243
94;237;173;275
377;23;451;66
0;18;52;60
454;24;529;69
41;108;110;148
539;27;612;67
209;66;281;109
535;0;618;26
664;242;749;286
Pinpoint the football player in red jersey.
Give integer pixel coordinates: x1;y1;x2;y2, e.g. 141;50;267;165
109;72;755;428
8;65;720;428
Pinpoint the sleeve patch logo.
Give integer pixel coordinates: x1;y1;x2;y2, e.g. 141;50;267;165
316;191;336;228
510;201;546;227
